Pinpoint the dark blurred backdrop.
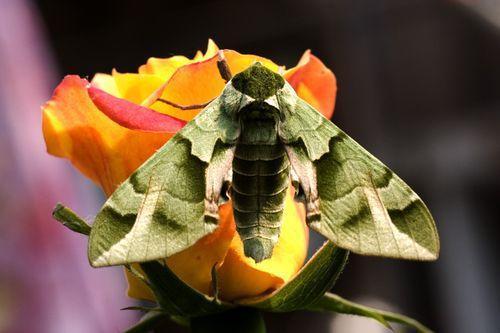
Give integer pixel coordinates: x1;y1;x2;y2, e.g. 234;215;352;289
0;0;498;332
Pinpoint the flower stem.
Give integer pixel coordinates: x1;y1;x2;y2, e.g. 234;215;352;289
190;308;266;333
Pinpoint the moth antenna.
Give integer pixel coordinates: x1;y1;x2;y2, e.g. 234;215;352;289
157;98;213;110
217;50;233;82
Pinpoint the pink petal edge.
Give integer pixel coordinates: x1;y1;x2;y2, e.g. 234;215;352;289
87;85;186;133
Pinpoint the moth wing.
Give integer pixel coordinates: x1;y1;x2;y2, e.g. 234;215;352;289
291;100;439;260
88;102;230;267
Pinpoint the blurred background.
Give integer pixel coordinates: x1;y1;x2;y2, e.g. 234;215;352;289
0;0;499;332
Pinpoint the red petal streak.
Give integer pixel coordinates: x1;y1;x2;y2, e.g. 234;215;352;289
88;86;186;132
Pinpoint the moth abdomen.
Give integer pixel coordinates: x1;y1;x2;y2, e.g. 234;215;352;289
232;143;290;263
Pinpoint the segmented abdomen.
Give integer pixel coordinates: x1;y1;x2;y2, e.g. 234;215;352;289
232;143;290;262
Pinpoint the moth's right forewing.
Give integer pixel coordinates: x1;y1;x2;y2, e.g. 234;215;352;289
312;124;440;261
283;97;439;261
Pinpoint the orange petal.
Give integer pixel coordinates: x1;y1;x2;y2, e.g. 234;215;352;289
42;75;172;196
165;203;235;294
285;50;337;119
150;50;280;121
125;267;155;301
216;192;308;301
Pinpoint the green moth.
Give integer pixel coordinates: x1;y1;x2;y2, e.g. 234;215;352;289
88;57;439;266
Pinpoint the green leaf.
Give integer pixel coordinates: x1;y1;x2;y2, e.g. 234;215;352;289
240;242;348;312
140;261;232;318
120;306;162;312
308;292;433;333
190;308;266;333
52;203;91;236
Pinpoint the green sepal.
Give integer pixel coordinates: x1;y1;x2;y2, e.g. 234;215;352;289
120;306;162;312
123;310;190;333
307;292;433;333
123;311;168;333
122;306;190;332
190;307;266;333
52;203;91;236
140;261;233;318
239;241;348;312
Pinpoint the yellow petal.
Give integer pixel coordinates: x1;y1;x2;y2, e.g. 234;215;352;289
111;70;165;104
216;192;308;301
91;73;120;96
201;39;219;60
138;39;220;78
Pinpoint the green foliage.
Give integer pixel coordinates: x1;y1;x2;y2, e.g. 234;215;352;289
139;262;232;317
53;204;433;333
308;293;433;333
123;311;170;333
52;203;91;236
242;242;348;312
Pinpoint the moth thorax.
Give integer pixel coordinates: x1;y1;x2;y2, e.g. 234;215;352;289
238;102;279;145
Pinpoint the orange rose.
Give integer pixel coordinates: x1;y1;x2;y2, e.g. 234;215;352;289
42;40;337;301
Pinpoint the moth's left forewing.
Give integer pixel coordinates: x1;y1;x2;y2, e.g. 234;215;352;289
88;95;240;267
277;83;333;160
278;87;439;261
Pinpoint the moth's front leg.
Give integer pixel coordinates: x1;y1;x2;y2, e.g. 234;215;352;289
204;145;235;223
285;145;321;222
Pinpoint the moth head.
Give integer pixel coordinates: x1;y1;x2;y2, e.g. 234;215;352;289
218;62;299;126
219;62;297;122
231;62;285;100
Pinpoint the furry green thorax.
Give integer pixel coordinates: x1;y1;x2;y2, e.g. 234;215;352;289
231;62;285;100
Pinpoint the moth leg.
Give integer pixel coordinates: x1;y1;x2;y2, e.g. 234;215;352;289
217;50;233;82
285;145;321;223
204;145;235;223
